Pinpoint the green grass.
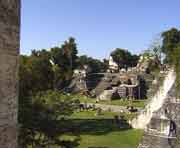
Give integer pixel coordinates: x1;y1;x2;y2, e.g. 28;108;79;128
71;110;118;119
70;110;137;120
104;99;146;108
76;95;146;108
63;111;143;148
61;129;143;148
78;129;143;148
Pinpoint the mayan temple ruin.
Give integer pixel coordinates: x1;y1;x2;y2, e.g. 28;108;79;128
0;1;180;148
0;0;20;147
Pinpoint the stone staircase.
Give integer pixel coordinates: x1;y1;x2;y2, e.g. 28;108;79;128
98;87;118;100
137;71;180;148
92;74;112;96
131;69;176;129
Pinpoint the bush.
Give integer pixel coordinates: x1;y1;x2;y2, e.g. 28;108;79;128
19;90;80;148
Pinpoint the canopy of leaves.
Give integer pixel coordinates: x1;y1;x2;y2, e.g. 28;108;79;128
162;28;180;63
19;90;80;148
110;48;139;69
19;50;54;98
161;28;180;97
19;38;80;147
51;37;78;70
170;46;180;96
77;55;107;73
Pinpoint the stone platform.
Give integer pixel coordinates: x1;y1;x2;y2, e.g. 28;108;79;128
138;85;180;148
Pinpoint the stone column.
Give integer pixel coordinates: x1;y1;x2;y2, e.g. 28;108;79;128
0;0;20;148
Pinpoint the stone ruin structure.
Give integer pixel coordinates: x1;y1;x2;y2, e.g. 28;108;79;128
68;52;162;99
137;53;161;73
68;69;147;100
108;56;119;73
138;81;180;148
93;73;141;100
0;0;20;147
67;66;90;93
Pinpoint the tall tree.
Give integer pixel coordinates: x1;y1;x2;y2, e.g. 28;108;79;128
77;55;106;73
161;28;180;97
161;28;180;63
110;48;139;69
111;48;127;69
149;36;163;63
51;47;69;70
50;46;74;89
62;37;78;69
29;49;54;93
50;38;78;89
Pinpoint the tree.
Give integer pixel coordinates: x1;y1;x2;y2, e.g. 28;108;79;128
77;55;89;68
61;37;78;69
130;54;139;67
110;48;139;69
77;55;106;73
19;50;54;97
51;47;69;70
28;49;54;93
19;50;80;147
161;28;180;97
50;47;73;89
149;35;163;63
19;90;80;148
19;55;31;98
102;58;109;71
161;28;180;63
19;37;80;145
19;51;55;147
111;48;127;69
50;37;78;89
172;46;180;91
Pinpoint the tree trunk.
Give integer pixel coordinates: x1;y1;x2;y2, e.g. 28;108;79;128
0;0;20;147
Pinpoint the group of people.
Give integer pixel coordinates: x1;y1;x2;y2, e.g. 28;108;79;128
79;103;96;111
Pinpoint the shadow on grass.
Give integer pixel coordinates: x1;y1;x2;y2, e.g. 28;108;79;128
61;118;132;136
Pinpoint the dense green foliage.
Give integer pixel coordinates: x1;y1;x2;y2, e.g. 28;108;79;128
20;50;54;98
161;28;180;97
77;55;107;73
111;48;139;69
162;28;180;63
19;90;80;148
172;46;180;92
19;37;112;147
19;37;80;147
50;37;78;89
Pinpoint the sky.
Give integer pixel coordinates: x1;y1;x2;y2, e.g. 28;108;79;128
21;0;180;59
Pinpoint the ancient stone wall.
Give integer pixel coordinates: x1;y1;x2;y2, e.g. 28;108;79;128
0;0;20;147
138;85;180;148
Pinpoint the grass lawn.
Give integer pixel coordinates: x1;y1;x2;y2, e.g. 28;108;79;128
70;110;137;120
64;111;143;148
78;129;143;148
76;95;146;108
